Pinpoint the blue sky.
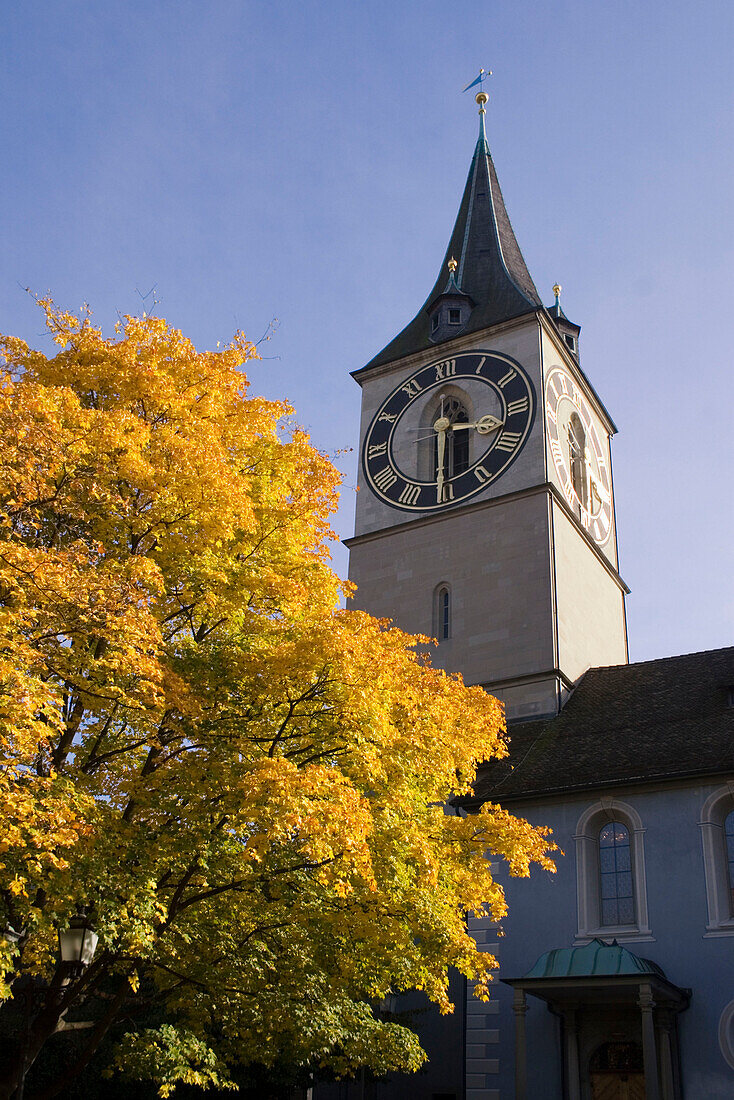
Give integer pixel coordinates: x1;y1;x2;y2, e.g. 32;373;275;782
2;0;733;662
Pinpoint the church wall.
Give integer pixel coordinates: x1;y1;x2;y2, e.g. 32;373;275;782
551;499;628;682
486;780;734;1099
353;317;544;538
348;488;556;690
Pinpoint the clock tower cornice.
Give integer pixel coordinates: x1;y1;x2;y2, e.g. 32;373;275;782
344;480;630;596
351;307;540;387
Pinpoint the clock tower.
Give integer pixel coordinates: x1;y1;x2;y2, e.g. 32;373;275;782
346;92;628;720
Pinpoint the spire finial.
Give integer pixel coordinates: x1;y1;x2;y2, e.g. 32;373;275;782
462;69;492;143
553;284;562;306
448;256;457;274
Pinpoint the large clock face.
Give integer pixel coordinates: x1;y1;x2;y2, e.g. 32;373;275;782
362;350;535;512
545;366;612;545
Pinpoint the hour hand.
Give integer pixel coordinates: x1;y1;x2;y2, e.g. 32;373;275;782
451;414;504;435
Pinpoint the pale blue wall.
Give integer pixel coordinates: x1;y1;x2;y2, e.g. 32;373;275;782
493;780;734;1098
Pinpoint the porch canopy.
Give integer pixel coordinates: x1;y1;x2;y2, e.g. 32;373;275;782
503;939;690;1100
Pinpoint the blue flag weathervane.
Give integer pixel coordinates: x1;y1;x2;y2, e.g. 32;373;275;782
462;68;492;93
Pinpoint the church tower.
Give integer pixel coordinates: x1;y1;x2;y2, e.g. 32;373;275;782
346;90;628;720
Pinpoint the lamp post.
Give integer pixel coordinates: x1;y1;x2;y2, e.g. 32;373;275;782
6;909;99;1100
58;909;99;980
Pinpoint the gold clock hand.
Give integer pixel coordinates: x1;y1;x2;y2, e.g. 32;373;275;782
435;419;447;503
449;413;504;434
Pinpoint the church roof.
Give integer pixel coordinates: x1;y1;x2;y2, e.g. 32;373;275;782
357;105;543;376
470;646;734;805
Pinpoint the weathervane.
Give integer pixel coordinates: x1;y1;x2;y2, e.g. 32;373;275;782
462;68;492;94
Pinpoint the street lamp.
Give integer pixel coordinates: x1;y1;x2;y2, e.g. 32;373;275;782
58;909;98;978
2;923;21;948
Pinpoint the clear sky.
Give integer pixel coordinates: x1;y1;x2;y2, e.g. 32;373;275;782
2;0;733;663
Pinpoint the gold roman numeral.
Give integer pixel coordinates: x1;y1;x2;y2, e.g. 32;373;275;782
506;397;529;417
398;483;421;506
368;442;387;459
373;466;398;492
401;378;422;399
495;431;522;452
378;411;397;424
434;359;456;381
497;367;517;388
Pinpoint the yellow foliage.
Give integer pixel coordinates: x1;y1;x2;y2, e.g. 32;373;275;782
0;301;554;1091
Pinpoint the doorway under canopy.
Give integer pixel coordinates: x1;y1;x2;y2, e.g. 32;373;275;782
504;939;690;1100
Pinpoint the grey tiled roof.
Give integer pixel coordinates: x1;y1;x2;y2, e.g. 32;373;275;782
357;123;543;376
471;647;734;805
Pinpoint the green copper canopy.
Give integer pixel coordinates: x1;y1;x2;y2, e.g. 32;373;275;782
359;105;542;374
523;939;666;980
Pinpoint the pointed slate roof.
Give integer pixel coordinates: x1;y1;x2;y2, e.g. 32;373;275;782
359;105;543;375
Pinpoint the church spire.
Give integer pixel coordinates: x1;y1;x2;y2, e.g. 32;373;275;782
361;90;542;373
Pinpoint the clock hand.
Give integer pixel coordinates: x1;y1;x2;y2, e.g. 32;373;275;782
583;447;611;507
435;417;448;503
410;413;504;445
449;414;504;435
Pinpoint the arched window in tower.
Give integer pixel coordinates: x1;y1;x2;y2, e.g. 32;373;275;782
568;412;588;509
433;398;469;481
599;821;634;926
433;584;451;642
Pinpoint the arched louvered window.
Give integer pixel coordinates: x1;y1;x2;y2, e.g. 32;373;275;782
599;821;634;926
434;584;451;642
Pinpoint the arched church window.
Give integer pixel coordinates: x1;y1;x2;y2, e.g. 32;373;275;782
599;821;634;926
725;811;734;915
433;399;469;480
574;800;651;942
568;412;587;508
698;785;734;934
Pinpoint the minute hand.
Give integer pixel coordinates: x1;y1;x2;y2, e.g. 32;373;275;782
450;414;504;435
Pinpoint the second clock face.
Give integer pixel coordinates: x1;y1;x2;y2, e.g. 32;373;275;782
545;366;612;545
362;350;535;512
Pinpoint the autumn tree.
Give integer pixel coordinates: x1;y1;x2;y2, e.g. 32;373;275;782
0;301;554;1098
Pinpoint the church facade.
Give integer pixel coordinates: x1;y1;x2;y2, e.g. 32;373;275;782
325;91;734;1099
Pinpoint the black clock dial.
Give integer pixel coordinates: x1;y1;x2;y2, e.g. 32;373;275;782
362;350;535;512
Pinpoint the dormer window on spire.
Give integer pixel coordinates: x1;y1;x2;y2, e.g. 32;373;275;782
427;257;473;343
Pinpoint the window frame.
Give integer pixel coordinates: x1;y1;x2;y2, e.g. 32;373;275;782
699;782;734;936
598;820;635;927
433;583;452;643
574;798;652;944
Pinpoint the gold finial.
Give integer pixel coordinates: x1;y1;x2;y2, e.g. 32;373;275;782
476;91;488;112
553;283;562;300
448;256;457;274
